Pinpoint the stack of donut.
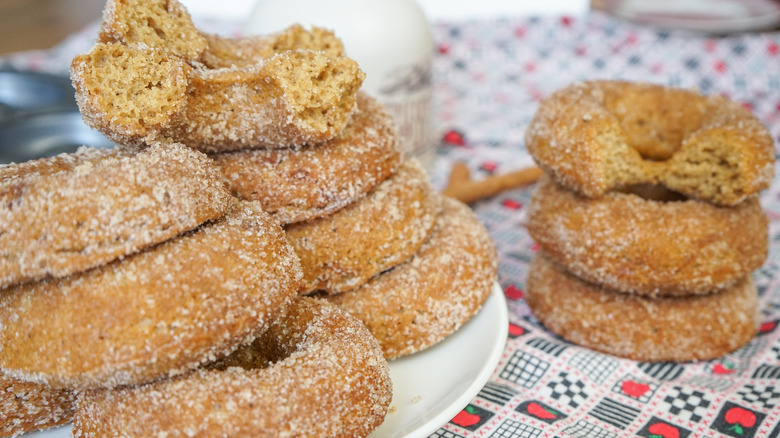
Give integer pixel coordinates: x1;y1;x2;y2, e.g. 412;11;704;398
2;0;499;436
523;80;775;363
1;0;394;436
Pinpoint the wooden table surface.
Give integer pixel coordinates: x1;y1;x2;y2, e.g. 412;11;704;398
0;0;106;54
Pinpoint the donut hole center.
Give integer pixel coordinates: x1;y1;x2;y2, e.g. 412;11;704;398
618;183;688;202
603;89;708;162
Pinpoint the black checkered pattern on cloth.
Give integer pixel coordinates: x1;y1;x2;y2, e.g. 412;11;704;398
544;371;588;408
499;351;548;389
738;384;780;409
569;350;619;384
489;420;542;438
430;430;466;438
662;386;711;423
561;419;617;438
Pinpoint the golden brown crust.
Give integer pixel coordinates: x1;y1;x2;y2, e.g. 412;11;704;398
525;252;759;362
71;43;364;152
526;176;768;296
0;201;302;390
0;375;76;437
0;142;231;289
73;298;392;438
212;93;403;224
99;0;345;68
287;159;438;295
326;196;498;359
525;80;775;206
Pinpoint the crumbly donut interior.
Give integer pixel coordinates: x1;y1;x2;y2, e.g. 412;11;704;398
661;135;744;203
75;43;186;131
101;0;206;61
597;83;754;204
266;51;364;134
267;26;345;58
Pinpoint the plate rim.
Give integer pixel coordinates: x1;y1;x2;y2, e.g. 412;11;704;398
388;282;508;438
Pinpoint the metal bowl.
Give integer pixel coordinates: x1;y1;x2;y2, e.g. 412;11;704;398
0;112;115;164
0;70;115;164
0;70;76;115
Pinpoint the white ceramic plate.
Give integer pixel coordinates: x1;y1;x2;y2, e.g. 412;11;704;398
370;282;507;437
595;0;780;33
24;283;508;438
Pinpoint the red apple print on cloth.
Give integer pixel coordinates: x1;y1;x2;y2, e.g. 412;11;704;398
508;323;525;338
638;417;690;438
712;402;766;438
442;129;466;146
759;320;778;334
501;198;522;210
480;161;497;173
725;406;756;435
504;284;524;300
621;380;651;398
527;402;558;420
713;361;736;375
450;405;493;430
648;422;680;438
516;400;567;424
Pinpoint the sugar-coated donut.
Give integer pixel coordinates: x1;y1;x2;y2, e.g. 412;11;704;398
99;0;345;68
73;297;392;438
0;201;302;390
71;42;364;152
0;375;75;437
526;176;768;296
213;93;402;224
287;159;438;295
525;80;775;206
326;196;498;359
525;252;759;362
0;142;231;289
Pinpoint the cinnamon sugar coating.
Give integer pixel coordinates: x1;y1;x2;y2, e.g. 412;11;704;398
73;298;392;438
287;159;439;295
0;201;302;390
326;196;498;359
526;176;768;296
0;375;76;437
71;42;364;152
525;252;759;362
525;80;775;206
0;142;231;289
213;93;402;224
99;0;345;68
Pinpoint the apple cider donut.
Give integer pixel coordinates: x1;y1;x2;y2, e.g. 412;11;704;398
525;80;775;206
1;375;76;437
99;0;345;67
287;159;438;294
73;297;392;438
0;142;231;289
71;42;364;152
526;176;768;296
0;201;302;390
212;93;402;224
326;196;498;359
525;252;759;362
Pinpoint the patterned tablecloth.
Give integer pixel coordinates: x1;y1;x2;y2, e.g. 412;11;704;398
3;9;780;438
